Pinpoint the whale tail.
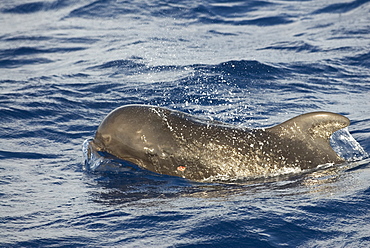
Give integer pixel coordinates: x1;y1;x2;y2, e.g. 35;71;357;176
267;112;350;165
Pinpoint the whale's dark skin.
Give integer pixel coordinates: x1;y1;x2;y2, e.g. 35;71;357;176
90;105;350;181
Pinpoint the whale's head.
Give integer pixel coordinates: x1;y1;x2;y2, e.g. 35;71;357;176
91;105;179;171
91;106;154;167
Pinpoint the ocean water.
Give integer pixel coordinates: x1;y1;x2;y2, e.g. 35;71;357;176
1;0;370;247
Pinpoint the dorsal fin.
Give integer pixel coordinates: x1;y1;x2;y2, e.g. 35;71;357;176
267;112;350;140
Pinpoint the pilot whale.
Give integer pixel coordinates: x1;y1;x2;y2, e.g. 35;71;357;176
90;105;350;181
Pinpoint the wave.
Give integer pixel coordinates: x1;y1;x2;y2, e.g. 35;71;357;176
66;0;294;27
312;0;370;14
0;58;53;68
0;150;59;160
2;0;71;14
258;41;322;53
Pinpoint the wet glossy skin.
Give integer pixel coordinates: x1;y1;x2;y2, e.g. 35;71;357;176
91;105;349;181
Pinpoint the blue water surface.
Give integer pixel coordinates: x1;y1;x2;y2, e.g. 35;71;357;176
1;0;370;247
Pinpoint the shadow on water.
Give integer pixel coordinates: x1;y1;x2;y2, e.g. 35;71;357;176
85;159;370;206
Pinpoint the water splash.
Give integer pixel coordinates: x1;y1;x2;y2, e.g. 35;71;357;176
82;138;134;173
82;138;104;171
330;127;368;161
